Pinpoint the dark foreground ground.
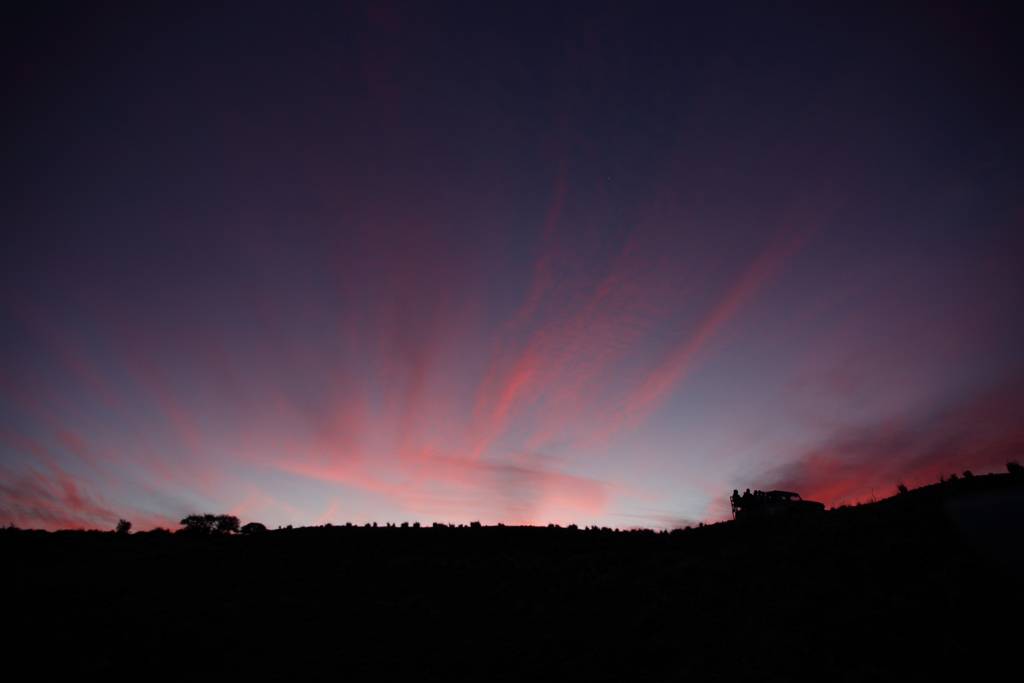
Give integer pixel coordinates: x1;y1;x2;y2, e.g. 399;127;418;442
5;473;1023;680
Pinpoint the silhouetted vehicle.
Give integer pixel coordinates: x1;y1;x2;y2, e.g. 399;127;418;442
731;489;825;521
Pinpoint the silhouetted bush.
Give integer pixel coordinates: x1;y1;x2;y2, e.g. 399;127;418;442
1008;461;1023;476
240;522;267;535
115;519;132;534
180;514;241;535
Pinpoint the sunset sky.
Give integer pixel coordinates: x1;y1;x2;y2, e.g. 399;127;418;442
3;2;1022;530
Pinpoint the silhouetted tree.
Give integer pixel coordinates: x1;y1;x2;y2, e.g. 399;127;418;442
180;513;240;535
240;522;267;535
897;483;909;495
115;519;132;534
1008;461;1023;476
215;515;240;534
180;514;215;534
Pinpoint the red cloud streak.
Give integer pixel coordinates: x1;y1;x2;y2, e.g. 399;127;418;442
761;376;1024;507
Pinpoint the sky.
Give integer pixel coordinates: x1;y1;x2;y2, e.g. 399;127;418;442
2;1;1022;530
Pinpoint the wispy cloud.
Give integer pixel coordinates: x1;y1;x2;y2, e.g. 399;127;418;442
596;228;810;442
0;459;176;531
760;375;1024;506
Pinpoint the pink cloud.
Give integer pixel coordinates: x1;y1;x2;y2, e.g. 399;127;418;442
760;376;1024;507
597;228;810;442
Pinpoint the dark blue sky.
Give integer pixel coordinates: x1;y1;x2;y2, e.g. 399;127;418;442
3;1;1022;530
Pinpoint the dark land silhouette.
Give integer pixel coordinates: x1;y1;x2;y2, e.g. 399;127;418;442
4;467;1023;679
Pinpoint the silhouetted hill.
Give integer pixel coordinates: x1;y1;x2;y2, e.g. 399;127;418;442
4;473;1022;680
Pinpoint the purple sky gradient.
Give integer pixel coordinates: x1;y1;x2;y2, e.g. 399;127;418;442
2;2;1022;530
